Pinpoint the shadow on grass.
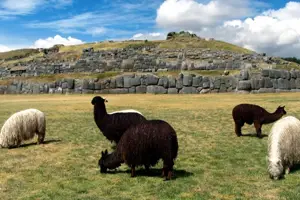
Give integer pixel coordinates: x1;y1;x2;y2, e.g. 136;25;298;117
288;164;300;174
104;168;194;180
9;139;62;149
241;133;268;138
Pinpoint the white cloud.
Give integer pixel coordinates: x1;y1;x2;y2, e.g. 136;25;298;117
156;0;256;30
132;32;166;40
155;1;300;57
0;0;72;18
0;44;11;52
217;2;300;57
86;27;107;36
31;35;84;48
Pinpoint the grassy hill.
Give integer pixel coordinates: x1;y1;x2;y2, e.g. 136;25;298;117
0;32;299;71
0;35;254;68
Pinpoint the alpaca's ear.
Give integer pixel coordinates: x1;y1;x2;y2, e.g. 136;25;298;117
105;149;108;154
101;151;104;156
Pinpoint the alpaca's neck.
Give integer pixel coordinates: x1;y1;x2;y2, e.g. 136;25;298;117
263;111;283;124
103;151;123;170
94;104;107;128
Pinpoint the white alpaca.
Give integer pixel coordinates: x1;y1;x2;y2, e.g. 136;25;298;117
109;109;143;115
0;108;46;148
268;116;300;179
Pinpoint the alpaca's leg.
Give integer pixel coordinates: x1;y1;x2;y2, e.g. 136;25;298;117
254;121;262;138
285;167;290;175
131;165;136;177
37;133;45;144
234;121;243;136
37;123;46;144
161;167;165;177
163;159;174;181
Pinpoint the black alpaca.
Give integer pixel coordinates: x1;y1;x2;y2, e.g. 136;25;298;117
232;104;286;138
91;96;147;144
98;120;179;180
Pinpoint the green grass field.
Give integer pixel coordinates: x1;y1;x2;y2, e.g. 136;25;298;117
1;94;300;200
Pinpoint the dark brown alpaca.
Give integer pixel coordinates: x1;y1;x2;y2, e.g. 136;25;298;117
98;120;178;181
232;104;286;138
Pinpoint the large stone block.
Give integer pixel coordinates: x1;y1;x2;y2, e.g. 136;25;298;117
213;77;221;89
129;87;136;94
237;80;251;90
202;77;210;89
110;79;116;89
261;69;270;77
176;78;183;89
251;79;264;90
290;70;297;79
158;76;169;88
131;76;141;86
146;86;167;94
258;88;275;93
192;76;202;87
116;76;124;88
109;88;129;94
95;82;101;90
290;79;296;89
239;70;249;80
66;79;74;89
281;70;291;79
168;88;178;94
296;78;300;89
183;74;193;86
136;86;147;94
263;77;273;88
179;87;197;94
278;78;290;90
168;76;176;88
146;74;159;85
82;79;89;89
61;82;68;89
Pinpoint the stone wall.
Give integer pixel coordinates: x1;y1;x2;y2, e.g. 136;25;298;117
1;69;300;95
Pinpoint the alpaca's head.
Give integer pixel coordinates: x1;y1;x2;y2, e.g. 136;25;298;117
275;106;286;116
268;158;284;180
99;149;109;173
91;96;108;105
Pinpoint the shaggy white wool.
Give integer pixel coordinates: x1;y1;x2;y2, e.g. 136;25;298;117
109;109;143;115
268;116;300;179
0;108;46;148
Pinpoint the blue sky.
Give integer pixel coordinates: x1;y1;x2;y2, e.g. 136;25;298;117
0;0;300;57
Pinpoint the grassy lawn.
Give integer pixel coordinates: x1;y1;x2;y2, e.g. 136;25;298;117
0;93;300;200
